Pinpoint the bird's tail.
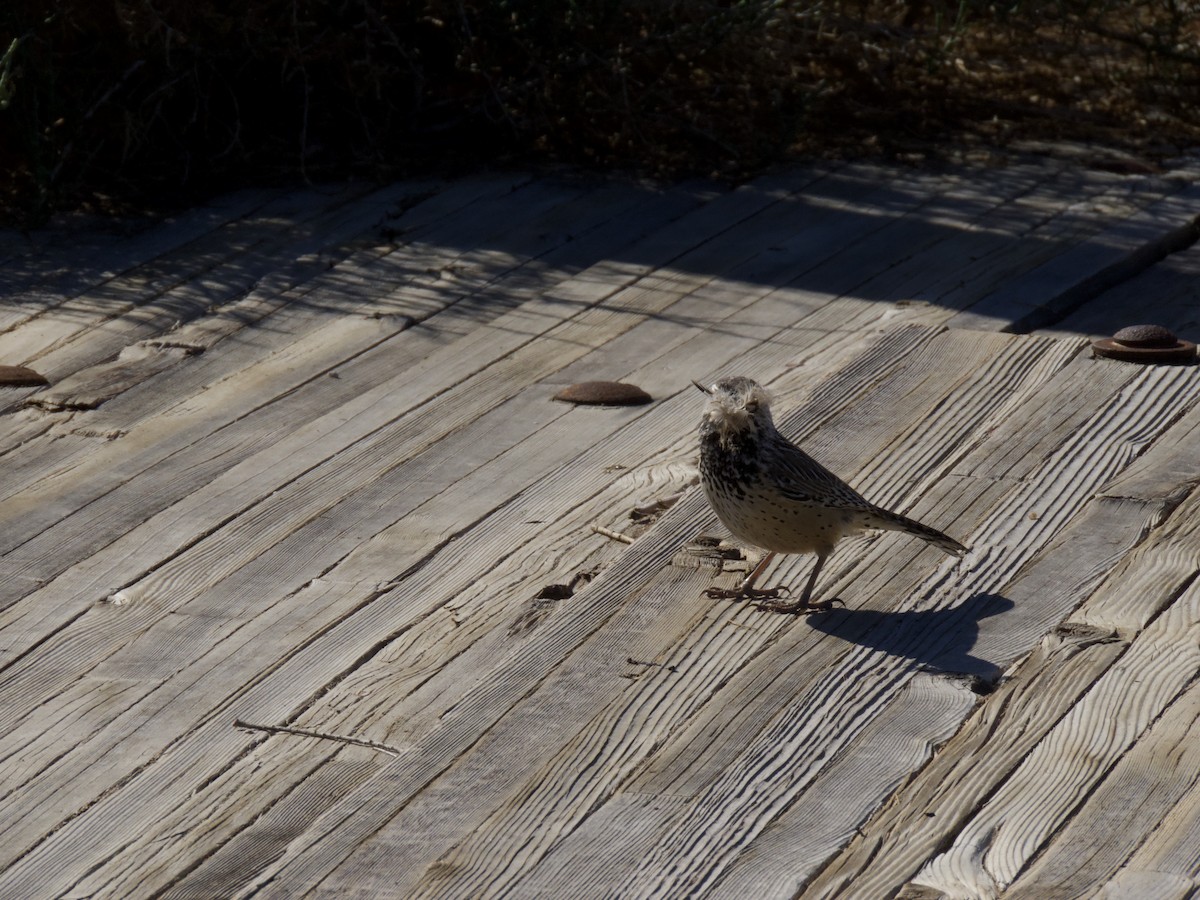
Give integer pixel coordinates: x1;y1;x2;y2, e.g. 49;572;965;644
869;508;968;557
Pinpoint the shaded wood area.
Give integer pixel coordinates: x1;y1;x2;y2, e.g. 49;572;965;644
1;157;1199;898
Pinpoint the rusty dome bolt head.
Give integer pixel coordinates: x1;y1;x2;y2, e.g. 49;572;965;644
1112;324;1179;348
1092;325;1196;364
553;381;652;406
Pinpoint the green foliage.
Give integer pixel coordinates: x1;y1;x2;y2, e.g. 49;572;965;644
1;1;1197;224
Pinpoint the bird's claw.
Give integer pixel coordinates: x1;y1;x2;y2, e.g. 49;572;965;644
703;585;789;602
752;596;844;615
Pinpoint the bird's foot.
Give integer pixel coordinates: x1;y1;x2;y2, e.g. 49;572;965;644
753;596;844;615
703;585;789;602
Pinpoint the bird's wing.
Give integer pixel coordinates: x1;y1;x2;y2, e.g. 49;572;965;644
769;439;872;508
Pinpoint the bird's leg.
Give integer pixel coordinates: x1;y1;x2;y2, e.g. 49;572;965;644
703;552;788;601
754;552;841;614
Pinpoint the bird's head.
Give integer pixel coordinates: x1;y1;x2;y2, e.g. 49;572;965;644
693;376;775;441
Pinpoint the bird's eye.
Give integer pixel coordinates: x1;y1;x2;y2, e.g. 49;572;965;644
745;400;759;412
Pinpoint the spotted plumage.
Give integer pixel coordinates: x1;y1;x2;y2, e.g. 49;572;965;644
695;376;968;613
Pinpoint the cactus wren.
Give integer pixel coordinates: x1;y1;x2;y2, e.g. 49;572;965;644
695;376;968;613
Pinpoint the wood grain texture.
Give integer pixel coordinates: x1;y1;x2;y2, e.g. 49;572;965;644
948;171;1200;332
1037;240;1200;343
0;177;713;623
0;180;466;455
800;625;1129;899
1;160;1199;898
1096;387;1200;503
801;390;1200;899
154;328;945;900
374;340;1190;897
46;306;932;900
1004;675;1200;899
0;183;376;369
0;164;864;897
866;163;1119;310
238;331;1118;900
0;188;282;332
1100;748;1200;895
910;574;1200;897
1071;486;1200;634
0;173;566;454
667;672;981;900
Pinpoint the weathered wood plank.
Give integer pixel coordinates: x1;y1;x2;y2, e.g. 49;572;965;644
15;175;534;404
0;175;710;560
1;162;1196;898
0;496;699;899
947;175;1200;332
0;174;643;464
0;168;883;888
49;278;1180;897
0;165;936;892
33;322;938;899
0;181;720;825
0;336;1152;900
797;625;1128;899
944;369;1200;665
0;188;281;328
1097;872;1197;900
1096;388;1200;505
0;174;551;423
886;166;1185;313
0;183;374;367
1;194;362;419
732;162;1186;334
1004;673;1200;899
0;175;702;504
909;572;1200;897
619;673;980;900
805;163;1050;300
1075;489;1200;637
25;344;198;411
1036;240;1200;343
213;333;1099;900
799;416;1200;898
0;164;825;564
1100;747;1200;897
855;162;1114;307
118;325;947;898
408;353;1191;900
162;333;926;897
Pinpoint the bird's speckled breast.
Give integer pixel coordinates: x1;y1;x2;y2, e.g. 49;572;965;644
699;425;853;555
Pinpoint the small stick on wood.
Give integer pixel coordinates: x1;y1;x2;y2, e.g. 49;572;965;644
590;523;635;544
234;719;403;757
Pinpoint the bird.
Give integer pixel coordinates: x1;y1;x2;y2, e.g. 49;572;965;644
694;376;968;613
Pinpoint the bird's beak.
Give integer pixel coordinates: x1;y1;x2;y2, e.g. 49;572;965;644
692;380;712;395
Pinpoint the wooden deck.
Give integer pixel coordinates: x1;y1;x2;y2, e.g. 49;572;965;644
2;156;1199;899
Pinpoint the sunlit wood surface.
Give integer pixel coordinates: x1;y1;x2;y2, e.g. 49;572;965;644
2;157;1199;898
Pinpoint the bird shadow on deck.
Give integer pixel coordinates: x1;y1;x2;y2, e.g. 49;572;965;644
806;592;1015;683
